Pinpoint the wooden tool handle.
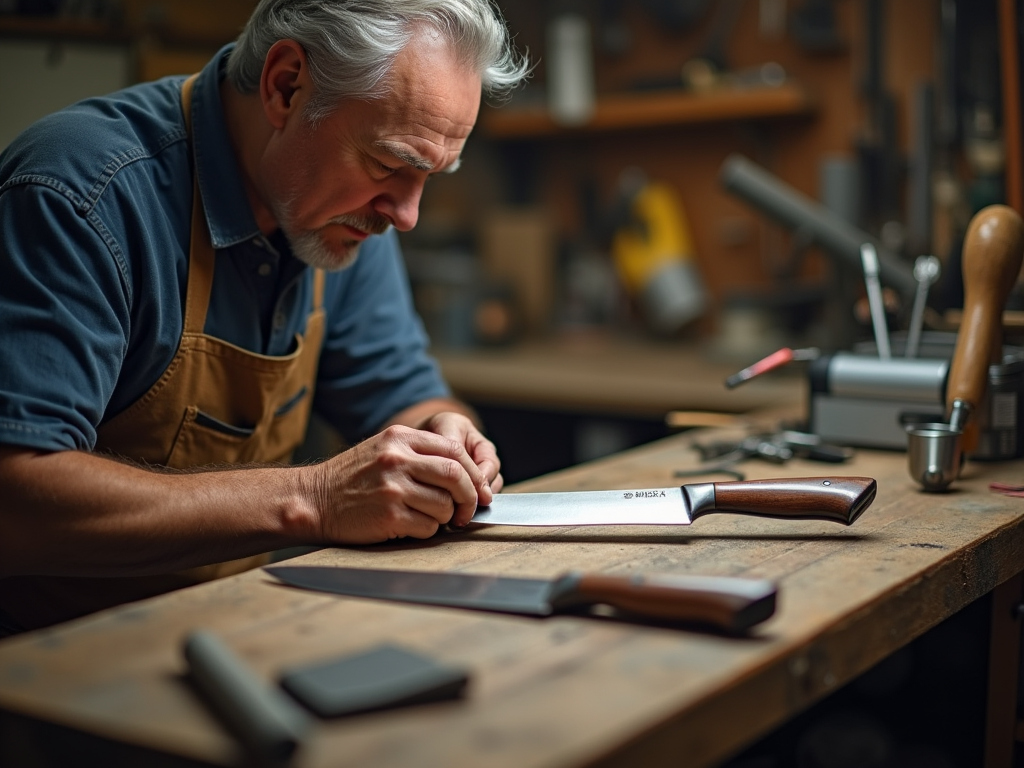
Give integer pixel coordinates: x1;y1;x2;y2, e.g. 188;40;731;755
947;205;1024;411
559;573;777;632
704;476;876;525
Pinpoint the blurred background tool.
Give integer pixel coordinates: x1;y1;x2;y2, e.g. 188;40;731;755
545;6;595;126
809;334;1024;457
941;204;1024;447
720;154;918;303
724;346;820;389
676;429;853;481
610;172;707;335
788;0;844;53
856;0;903;238
859;243;891;359
691;430;853;466
905;255;941;358
664;411;751;429
906;205;1024;491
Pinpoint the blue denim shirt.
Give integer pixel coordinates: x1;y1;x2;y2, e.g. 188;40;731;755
0;45;447;453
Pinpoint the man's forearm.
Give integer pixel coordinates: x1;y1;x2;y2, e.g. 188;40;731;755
0;446;320;579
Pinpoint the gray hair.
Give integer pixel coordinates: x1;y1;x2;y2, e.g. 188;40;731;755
226;0;530;125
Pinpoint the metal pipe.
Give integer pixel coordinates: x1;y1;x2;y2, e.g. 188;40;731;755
720;154;918;297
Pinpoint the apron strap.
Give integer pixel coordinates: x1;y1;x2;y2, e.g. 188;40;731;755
180;73;215;336
312;268;325;311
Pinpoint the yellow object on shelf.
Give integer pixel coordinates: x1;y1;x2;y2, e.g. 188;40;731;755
611;181;707;333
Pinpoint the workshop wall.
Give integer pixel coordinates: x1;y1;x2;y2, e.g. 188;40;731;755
405;0;952;351
0;1;255;146
0;0;1007;352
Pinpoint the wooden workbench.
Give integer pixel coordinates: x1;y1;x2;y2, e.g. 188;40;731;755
433;338;804;417
0;429;1022;767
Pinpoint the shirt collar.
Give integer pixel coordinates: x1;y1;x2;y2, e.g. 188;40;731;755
189;44;261;249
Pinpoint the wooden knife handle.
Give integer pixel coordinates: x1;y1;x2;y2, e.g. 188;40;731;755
702;476;876;525
553;573;776;632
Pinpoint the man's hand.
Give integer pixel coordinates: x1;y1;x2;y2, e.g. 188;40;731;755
308;422;495;544
419;411;503;497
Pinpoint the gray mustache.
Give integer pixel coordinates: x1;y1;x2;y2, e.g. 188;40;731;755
329;214;391;235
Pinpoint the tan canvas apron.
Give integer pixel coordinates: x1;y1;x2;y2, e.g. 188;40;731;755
0;75;326;631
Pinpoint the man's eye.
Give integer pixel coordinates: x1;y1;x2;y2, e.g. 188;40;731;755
375;160;396;175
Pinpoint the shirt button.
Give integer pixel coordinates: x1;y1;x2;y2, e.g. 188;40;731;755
258;263;272;277
273;312;286;330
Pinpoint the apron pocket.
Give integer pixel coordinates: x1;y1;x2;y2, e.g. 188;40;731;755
167;406;257;468
194;410;256;438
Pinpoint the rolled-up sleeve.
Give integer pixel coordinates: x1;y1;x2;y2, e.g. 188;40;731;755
0;181;130;452
313;229;449;442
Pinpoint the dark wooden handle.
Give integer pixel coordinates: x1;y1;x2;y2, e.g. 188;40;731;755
569;574;777;631
707;476;876;525
947;205;1024;411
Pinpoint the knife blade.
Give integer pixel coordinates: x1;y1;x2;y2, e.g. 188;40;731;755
471;476;875;527
265;566;778;632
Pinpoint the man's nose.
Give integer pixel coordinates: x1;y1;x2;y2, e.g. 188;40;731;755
374;180;423;232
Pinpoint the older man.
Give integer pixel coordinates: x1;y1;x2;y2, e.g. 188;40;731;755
0;0;529;633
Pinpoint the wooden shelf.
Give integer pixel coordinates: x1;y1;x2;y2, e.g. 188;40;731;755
0;13;236;49
480;82;816;139
0;15;132;43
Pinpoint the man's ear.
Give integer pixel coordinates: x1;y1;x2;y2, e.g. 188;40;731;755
260;39;310;129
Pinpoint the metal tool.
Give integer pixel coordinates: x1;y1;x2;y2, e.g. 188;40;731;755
809;352;948;449
808;337;1024;454
907;205;1024;491
905;422;963;492
860;242;891;359
905;255;941;358
689;430;853;466
724;346;820;388
266;566;777;632
470;477;875;527
720;154;917;297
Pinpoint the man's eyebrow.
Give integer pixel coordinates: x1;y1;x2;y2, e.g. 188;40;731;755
374;141;435;171
373;141;462;174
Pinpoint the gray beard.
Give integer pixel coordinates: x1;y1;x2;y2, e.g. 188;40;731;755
271;196;392;272
288;227;362;272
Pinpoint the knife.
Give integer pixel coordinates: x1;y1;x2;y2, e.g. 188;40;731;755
471;476;876;527
265;566;778;632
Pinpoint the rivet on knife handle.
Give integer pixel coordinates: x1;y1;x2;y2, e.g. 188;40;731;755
685;477;877;525
547;572;777;632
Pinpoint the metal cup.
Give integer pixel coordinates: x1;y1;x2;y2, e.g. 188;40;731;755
905;423;963;492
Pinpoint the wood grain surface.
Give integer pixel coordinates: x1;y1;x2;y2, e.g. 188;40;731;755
1;429;1022;768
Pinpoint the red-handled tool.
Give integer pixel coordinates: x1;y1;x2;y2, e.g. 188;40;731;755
725;347;820;389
